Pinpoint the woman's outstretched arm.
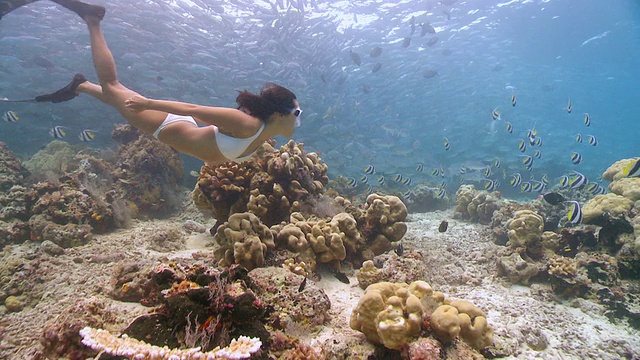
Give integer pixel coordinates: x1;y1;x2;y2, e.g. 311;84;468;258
125;95;256;134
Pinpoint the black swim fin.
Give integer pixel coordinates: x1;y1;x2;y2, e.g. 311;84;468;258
50;0;105;20
35;73;87;103
0;0;42;20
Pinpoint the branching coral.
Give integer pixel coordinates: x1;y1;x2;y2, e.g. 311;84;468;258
547;255;578;278
79;327;261;359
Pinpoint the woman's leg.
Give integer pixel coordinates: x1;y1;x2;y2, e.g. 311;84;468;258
39;1;168;135
76;16;168;134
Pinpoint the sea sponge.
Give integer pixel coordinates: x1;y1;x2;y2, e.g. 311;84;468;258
213;212;275;270
506;210;544;252
582;193;634;224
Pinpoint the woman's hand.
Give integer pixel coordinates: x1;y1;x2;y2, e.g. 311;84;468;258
125;95;150;112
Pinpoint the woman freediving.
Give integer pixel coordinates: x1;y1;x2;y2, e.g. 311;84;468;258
23;0;302;164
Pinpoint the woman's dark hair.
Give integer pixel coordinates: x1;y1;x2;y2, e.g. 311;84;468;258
236;83;297;121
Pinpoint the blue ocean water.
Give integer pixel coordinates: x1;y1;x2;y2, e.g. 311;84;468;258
0;0;638;198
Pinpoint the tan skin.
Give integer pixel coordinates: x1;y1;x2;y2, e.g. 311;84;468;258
74;15;299;164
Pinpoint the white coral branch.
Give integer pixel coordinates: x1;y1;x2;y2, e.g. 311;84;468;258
79;326;261;360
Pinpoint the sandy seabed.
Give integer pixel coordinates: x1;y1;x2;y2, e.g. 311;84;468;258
1;204;639;359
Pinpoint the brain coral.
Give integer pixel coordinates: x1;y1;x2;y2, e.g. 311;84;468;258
431;300;494;350
586;158;640;258
360;194;408;260
350;281;493;351
506;210;544;259
582;193;634;224
272;211;359;271
350;281;443;350
454;185;502;224
213;212;275;270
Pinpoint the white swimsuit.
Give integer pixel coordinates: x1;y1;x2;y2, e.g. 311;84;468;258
153;113;265;162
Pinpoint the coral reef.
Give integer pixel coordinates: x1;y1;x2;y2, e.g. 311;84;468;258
40;297;124;359
401;337;442;359
192;140;328;226
547;255;578;278
0;126;186;247
0;143;32;246
350;281;492;352
272;211;354;271
209;192;408;275
110;124;184;218
350;281;439;350
22;140;77;177
192;161;258;223
0;142;29;191
490;201;536;245
454;185;502;225
579;158;640;295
